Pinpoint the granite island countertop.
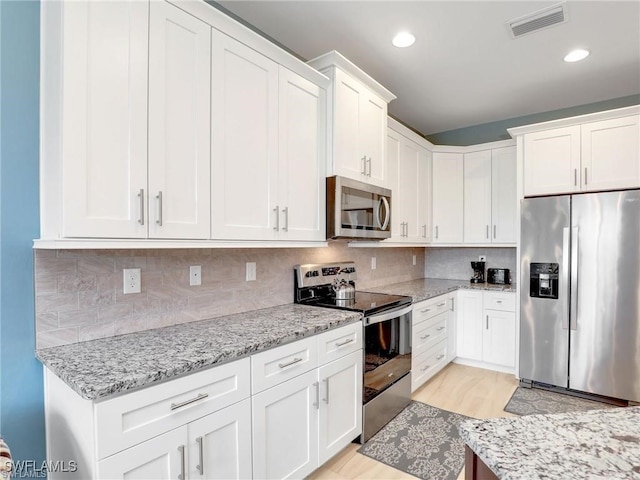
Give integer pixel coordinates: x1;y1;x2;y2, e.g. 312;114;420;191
36;304;361;401
369;277;516;303
459;407;640;480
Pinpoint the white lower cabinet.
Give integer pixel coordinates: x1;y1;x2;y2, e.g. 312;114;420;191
455;290;516;372
98;398;252;480
251;324;363;479
411;294;454;392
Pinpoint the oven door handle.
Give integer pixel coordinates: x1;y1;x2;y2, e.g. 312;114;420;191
364;304;413;326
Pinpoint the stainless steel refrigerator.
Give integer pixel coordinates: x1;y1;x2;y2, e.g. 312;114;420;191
520;189;640;402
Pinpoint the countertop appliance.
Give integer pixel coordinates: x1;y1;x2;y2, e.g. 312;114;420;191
487;268;510;285
520;189;640;403
470;261;485;283
326;176;391;240
294;262;413;442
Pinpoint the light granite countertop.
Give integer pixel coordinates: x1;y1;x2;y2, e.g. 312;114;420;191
36;304;361;401
369;277;517;303
459;407;640;480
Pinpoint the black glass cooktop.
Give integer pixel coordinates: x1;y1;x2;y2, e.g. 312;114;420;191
304;291;411;316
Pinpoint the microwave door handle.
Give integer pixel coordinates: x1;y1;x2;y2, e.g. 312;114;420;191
379;196;390;230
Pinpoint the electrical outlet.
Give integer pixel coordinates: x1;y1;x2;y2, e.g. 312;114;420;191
246;262;257;281
371;257;377;270
479;255;487;262
412;255;417;266
190;265;201;286
123;268;141;294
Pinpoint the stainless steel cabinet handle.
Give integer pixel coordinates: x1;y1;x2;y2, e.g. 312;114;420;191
177;445;186;480
138;189;145;225
171;393;209;411
282;206;289;232
436;326;445;331
335;338;354;347
420;334;430;340
313;381;320;409
278;357;302;368
361;156;367;175
422;224;427;238
273;205;279;231
584;167;588;185
493;225;496;239
323;378;329;404
196;436;204;476
420;308;431;313
496;300;503;304
435;225;439;239
437;302;446;307
486;225;489;239
156;191;163;226
436;354;445;360
367;157;372;177
574;169;578;186
421;365;430;372
450;297;454;312
486;315;489;330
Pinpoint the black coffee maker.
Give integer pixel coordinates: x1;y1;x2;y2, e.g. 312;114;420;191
470;261;486;283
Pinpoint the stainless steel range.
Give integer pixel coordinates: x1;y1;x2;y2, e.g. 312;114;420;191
294;262;413;442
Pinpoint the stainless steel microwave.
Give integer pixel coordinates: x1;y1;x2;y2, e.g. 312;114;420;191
327;176;391;240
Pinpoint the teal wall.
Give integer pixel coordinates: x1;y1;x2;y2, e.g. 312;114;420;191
426;94;640;146
0;0;46;472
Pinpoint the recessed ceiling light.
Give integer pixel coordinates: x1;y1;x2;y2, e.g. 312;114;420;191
564;49;590;62
392;32;415;48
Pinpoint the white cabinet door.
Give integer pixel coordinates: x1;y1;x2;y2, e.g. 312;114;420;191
491;146;517;243
211;30;279;240
97;427;186;480
482;310;516;369
463;150;492;243
456;290;483;361
523;126;581;196
188;398;252;480
398;139;420;240
360;91;387;186
252;369;319;480
318;350;363;464
278;67;326;241
148;1;211;239
581;115;640;192
432;152;463;243
61;0;148;238
417;148;432;243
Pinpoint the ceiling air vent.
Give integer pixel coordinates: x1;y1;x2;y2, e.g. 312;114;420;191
508;2;568;38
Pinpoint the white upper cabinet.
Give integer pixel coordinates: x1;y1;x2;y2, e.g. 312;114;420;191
513;108;640;197
210;30;279;241
307;51;396;188
581;115;639;192
386;118;432;243
463;146;517;244
432;152;464;243
46;0;149;239
148;1;211;239
278;67;327;242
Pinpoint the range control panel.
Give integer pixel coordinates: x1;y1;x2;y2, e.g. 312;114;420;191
295;262;357;288
529;262;559;299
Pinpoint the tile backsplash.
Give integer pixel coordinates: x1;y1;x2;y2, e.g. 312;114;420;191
425;247;517;281
34;243;425;349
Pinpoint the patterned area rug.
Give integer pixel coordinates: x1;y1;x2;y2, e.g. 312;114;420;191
358;401;470;480
504;387;618;416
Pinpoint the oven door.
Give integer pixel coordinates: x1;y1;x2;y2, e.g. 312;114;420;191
363;304;412;404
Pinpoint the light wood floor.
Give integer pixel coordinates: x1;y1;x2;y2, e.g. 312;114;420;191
309;363;519;480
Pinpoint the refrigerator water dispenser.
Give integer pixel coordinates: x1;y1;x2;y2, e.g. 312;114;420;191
529;263;559;299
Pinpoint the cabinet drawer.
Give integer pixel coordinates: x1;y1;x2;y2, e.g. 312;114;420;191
411;339;448;391
317;322;362;366
484;292;515;312
413;295;450;324
412;311;447;355
95;357;250;460
251;336;318;394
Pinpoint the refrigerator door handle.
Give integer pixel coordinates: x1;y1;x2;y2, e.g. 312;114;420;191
561;227;571;330
570;226;579;330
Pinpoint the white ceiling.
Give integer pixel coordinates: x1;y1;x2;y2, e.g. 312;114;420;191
216;1;640;136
